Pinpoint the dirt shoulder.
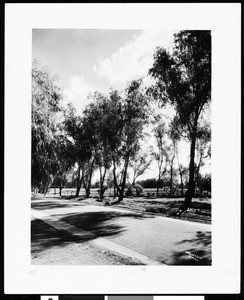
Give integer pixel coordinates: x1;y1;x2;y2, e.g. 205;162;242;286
31;218;143;265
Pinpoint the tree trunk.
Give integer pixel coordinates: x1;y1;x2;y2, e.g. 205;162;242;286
132;165;137;186
156;178;160;197
41;186;45;194
75;166;82;197
83;159;95;198
99;167;107;198
169;163;174;197
156;165;161;197
118;157;130;202
76;179;82;197
180;133;197;211
169;154;175;197
113;160;120;198
87;162;94;198
195;152;203;195
85;188;90;198
99;167;103;198
113;180;117;198
59;186;62;197
179;170;184;197
176;146;184;197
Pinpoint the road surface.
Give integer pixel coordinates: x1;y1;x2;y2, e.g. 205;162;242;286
31;198;211;265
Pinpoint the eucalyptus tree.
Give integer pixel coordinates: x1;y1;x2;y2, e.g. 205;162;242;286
66;91;113;199
194;123;211;194
84;92;113;198
152;120;169;196
64;103;84;197
52;132;74;196
149;30;211;211
72;102;99;198
167;144;176;197
106;80;150;201
104;89;124;198
64;102;97;198
177;164;188;197
31;59;63;193
130;146;153;186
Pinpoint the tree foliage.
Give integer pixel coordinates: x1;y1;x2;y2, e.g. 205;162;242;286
130;147;153;186
31;59;63;192
152;119;168;196
149;30;211;210
110;80;150;201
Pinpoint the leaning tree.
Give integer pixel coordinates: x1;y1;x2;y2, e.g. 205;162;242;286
149;30;211;211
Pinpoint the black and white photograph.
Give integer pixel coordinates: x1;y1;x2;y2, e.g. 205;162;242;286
5;3;240;294
31;28;212;266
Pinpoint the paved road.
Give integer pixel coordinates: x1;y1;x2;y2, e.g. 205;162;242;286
31;198;211;265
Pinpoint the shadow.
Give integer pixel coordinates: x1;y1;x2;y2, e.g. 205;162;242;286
31;218;82;254
60;210;150;238
169;231;212;265
31;210;153;253
176;230;211;247
31;201;81;210
195;210;211;217
161;200;211;211
62;195;87;200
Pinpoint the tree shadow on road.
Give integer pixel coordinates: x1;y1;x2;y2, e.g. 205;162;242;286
31;210;153;254
31;201;82;210
169;231;211;265
60;210;151;238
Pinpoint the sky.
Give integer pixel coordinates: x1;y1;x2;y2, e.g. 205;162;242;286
32;29;175;113
32;29;210;181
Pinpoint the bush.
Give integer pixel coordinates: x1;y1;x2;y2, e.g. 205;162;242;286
125;184;144;197
125;184;135;197
134;183;144;196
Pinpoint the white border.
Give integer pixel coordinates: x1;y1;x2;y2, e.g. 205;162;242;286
5;3;241;294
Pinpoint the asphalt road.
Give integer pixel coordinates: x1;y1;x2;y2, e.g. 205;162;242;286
31;198;211;265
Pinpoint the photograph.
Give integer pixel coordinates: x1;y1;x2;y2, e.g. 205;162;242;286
31;28;211;266
5;3;240;294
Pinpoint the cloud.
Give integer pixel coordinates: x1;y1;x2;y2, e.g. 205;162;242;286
62;76;97;113
94;30;175;86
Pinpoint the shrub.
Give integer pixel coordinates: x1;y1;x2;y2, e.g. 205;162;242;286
125;184;134;197
134;183;144;196
125;183;144;197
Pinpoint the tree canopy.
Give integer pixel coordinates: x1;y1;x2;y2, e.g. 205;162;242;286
31;59;63;192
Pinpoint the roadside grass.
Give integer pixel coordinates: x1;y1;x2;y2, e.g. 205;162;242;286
104;197;211;224
119;197;211;224
31;192;211;224
65;195;211;224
